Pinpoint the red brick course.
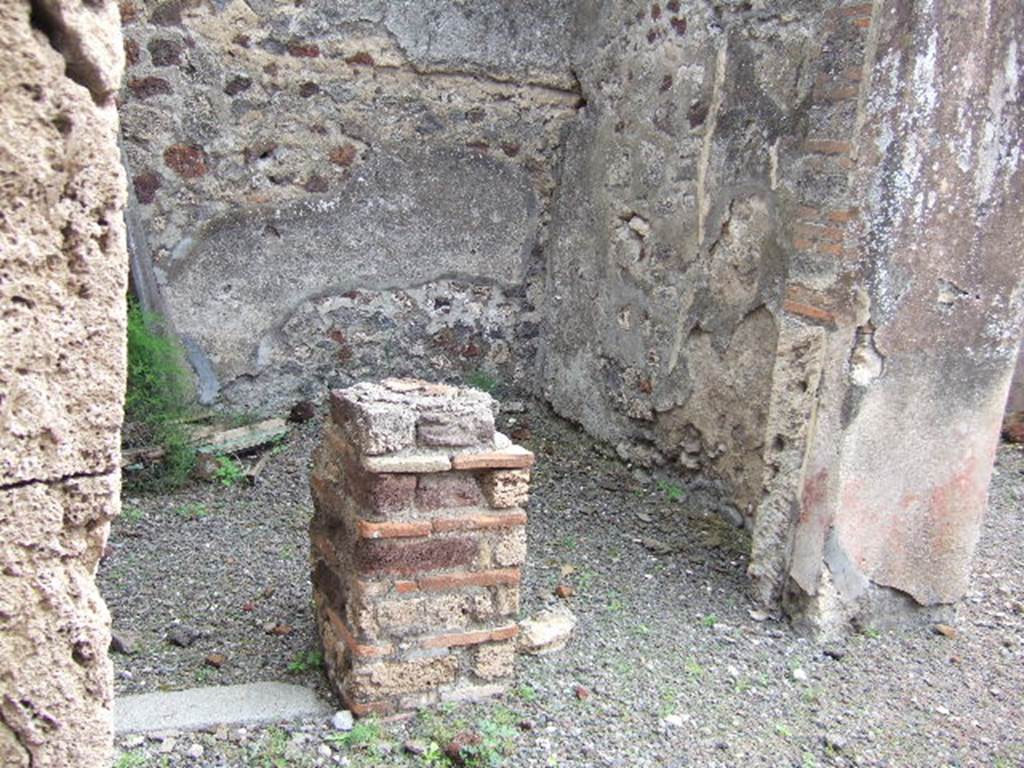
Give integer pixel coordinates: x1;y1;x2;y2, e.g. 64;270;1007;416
421;624;519;649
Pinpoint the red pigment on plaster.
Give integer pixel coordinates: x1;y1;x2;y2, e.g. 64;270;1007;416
799;468;829;524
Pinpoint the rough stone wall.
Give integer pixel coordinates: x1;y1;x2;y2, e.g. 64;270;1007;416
0;1;127;765
540;0;845;519
751;0;1024;635
118;0;582;407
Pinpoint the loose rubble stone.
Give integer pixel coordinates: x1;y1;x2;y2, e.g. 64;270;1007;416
330;710;353;731
111;630;138;655
204;653;226;669
167;625;200;647
518;604;577;655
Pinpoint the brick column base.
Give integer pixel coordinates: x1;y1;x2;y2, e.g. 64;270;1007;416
310;379;533;715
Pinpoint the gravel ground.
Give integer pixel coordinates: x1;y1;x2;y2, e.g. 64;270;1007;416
103;399;1024;768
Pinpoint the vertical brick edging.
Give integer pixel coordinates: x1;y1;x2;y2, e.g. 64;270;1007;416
783;1;876;324
309;379;533;715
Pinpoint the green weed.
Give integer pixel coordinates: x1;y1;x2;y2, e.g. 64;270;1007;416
256;726;290;768
513;684;537;702
701;613;718;628
112;752;147;768
683;657;705;679
124;298;196;490
174;503;208;520
287;649;324;674
656;479;684;502
466;369;499;394
213;455;245;486
658;685;678;716
327;719;382;748
121;506;144;523
576;568;595;591
419;708;518;768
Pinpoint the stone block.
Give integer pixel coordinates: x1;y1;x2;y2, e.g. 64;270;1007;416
473;641;516;680
493;527;528;567
480;470;531;508
375;594;470;637
363;451;452;474
493;584;521;617
330;390;417;455
415;392;496;447
348;657;458;699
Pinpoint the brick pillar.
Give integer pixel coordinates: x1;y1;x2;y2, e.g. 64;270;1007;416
752;0;1024;637
310;379;533;716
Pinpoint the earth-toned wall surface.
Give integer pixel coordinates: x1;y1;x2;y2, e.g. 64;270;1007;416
119;0;583;407
0;1;128;765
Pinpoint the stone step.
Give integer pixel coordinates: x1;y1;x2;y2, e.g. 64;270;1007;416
114;682;333;734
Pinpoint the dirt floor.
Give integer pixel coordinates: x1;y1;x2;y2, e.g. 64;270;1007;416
102;399;1024;768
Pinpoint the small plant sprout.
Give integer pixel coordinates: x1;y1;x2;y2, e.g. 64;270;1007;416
213;454;245;486
287;649;323;674
466;369;500;394
656;479;684;502
683;656;705;679
121;505;144;523
174;503;208;520
112;752;147;768
513;684;537;701
327;718;382;748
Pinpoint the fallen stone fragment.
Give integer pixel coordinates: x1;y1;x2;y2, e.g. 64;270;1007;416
933;623;957;639
823;733;847;753
403;740;427;756
265;623;292;636
822;645;847;661
555;584;574;599
167;625;200;647
574;685;590;700
518;604;577;655
289;400;316;423
642;537;672;555
111;630;138;655
331;710;354;732
205;653;226;669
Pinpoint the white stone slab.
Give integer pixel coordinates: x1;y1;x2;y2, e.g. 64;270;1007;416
114;682;332;734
